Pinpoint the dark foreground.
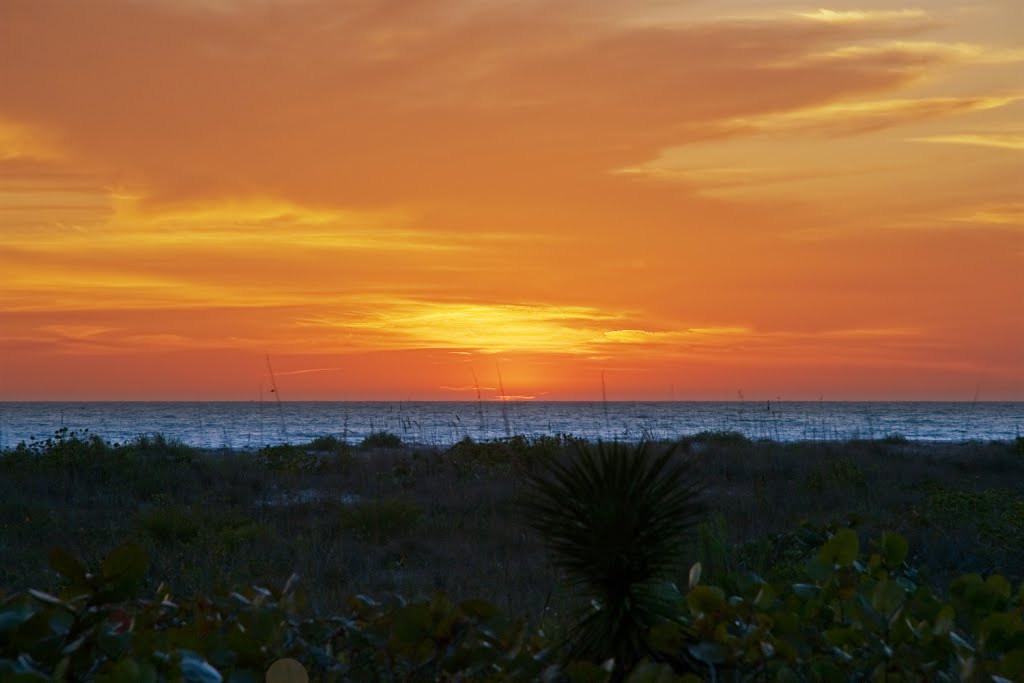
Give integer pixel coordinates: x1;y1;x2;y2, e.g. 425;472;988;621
2;430;1023;680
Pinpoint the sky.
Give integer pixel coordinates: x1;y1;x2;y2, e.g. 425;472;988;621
0;0;1021;401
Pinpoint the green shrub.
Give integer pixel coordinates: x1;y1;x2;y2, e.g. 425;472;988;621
138;501;201;545
4;530;1024;681
127;433;198;463
308;434;346;452
802;458;865;493
360;431;403;450
258;444;323;472
338;499;422;543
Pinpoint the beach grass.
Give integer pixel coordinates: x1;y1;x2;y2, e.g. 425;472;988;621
1;429;1021;618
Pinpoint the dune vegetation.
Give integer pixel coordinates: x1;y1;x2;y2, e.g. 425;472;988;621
2;429;1023;680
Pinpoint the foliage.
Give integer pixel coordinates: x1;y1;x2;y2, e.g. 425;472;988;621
257;444;325;473
359;431;403;450
6;528;1024;681
521;440;705;675
337;499;423;543
0;545;552;682
656;524;1024;682
307;434;346;452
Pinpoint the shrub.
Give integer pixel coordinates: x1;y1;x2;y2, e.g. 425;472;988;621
338;499;422;543
359;431;403;450
308;434;346;452
258;444;323;472
138;499;201;546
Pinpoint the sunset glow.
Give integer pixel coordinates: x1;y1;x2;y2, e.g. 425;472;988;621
1;0;1021;400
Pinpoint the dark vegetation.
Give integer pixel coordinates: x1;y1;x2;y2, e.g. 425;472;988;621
2;428;1024;680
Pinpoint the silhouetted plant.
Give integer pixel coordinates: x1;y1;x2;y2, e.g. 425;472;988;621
520;440;704;675
359;431;403;450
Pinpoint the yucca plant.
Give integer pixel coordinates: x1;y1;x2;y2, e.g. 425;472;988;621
521;440;704;676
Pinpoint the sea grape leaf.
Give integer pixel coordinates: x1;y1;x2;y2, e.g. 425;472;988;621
819;529;858;568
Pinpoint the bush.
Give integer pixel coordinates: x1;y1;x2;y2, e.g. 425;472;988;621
359;431;403;450
308;434;346;452
338;499;422;543
8;529;1024;682
138;501;201;546
258;444;324;472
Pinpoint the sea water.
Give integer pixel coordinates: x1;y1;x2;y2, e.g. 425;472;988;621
0;401;1021;449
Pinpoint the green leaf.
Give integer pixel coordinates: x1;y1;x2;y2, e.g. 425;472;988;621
459;599;498;619
686;586;726;615
47;548;88;585
390;603;433;645
933;606;955;635
819;529;858;567
178;650;223;683
102;544;148;584
986;575;1012;598
871;579;906;616
98;658;158;683
625;660;685;683
753;584;776;609
565;661;611;683
879;532;908;568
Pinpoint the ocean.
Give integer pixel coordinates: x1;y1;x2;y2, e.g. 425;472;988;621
0;401;1020;449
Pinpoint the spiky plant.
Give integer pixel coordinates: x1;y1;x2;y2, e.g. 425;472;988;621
521;440;704;675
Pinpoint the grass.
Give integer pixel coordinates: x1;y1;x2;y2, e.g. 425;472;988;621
1;429;1022;623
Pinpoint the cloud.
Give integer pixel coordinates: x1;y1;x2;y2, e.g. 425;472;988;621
910;132;1024;151
715;94;1024;136
792;9;930;25
0;0;971;208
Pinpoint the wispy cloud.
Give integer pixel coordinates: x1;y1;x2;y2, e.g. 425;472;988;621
910;132;1024;151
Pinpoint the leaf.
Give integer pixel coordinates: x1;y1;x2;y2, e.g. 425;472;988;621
753;584;776;609
818;529;858;567
179;650;223;683
686;586;726;615
102;544;148;584
688;562;702;589
99;657;158;683
625;660;685;683
933;606;955;635
0;603;36;634
47;548;88;585
986;575;1012;599
871;579;906;617
459;599;498;620
565;661;611;683
792;584;820;600
879;532;908;568
390;603;433;645
688;641;726;664
27;589;75;613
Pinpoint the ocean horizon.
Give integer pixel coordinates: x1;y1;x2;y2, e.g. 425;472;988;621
1;400;1020;449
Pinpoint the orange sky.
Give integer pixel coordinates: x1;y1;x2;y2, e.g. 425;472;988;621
1;0;1021;401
